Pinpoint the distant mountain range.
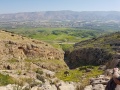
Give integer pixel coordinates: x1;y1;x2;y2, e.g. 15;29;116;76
0;11;120;22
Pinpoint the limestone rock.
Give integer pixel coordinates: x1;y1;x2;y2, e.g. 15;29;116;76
84;74;110;90
56;81;76;90
84;85;92;90
92;84;105;90
0;84;22;90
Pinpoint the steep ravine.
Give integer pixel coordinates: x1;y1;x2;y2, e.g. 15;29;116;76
65;32;120;69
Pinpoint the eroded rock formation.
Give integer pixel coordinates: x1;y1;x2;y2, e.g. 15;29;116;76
67;48;112;69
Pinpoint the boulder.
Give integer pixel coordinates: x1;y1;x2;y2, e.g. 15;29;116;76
84;85;92;90
92;84;105;90
56;81;76;90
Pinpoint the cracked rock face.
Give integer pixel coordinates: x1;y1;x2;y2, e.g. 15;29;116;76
67;48;112;69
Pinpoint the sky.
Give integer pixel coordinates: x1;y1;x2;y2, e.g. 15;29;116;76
0;0;120;14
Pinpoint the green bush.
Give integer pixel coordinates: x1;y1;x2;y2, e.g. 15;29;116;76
36;69;43;75
60;44;74;51
0;73;15;86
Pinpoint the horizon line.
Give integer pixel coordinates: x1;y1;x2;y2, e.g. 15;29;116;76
0;10;120;15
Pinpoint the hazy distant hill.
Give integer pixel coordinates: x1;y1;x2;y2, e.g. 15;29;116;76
0;11;120;21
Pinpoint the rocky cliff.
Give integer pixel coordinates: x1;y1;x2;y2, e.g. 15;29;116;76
66;32;120;69
67;48;112;69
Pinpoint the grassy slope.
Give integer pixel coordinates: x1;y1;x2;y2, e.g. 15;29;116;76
0;73;15;86
8;27;109;43
56;65;103;87
74;32;120;54
6;27;113;51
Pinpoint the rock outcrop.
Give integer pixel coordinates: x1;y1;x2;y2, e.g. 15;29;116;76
67;48;112;69
106;44;120;69
0;69;81;90
84;69;120;90
84;75;110;90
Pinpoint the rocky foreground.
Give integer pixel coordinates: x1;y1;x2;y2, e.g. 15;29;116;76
0;68;115;90
0;69;81;90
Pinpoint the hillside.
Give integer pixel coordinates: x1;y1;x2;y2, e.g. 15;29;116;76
1;11;120;28
1;11;120;21
0;30;67;71
66;32;120;69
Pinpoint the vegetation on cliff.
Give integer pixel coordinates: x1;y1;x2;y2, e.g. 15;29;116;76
66;32;120;68
74;32;120;52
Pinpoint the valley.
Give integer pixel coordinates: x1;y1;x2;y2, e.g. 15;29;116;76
0;11;120;90
0;27;119;90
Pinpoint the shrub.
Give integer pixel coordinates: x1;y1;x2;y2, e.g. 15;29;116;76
0;73;15;85
17;70;22;75
36;74;45;83
36;69;43;75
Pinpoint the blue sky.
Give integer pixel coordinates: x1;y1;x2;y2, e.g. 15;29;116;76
0;0;120;14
